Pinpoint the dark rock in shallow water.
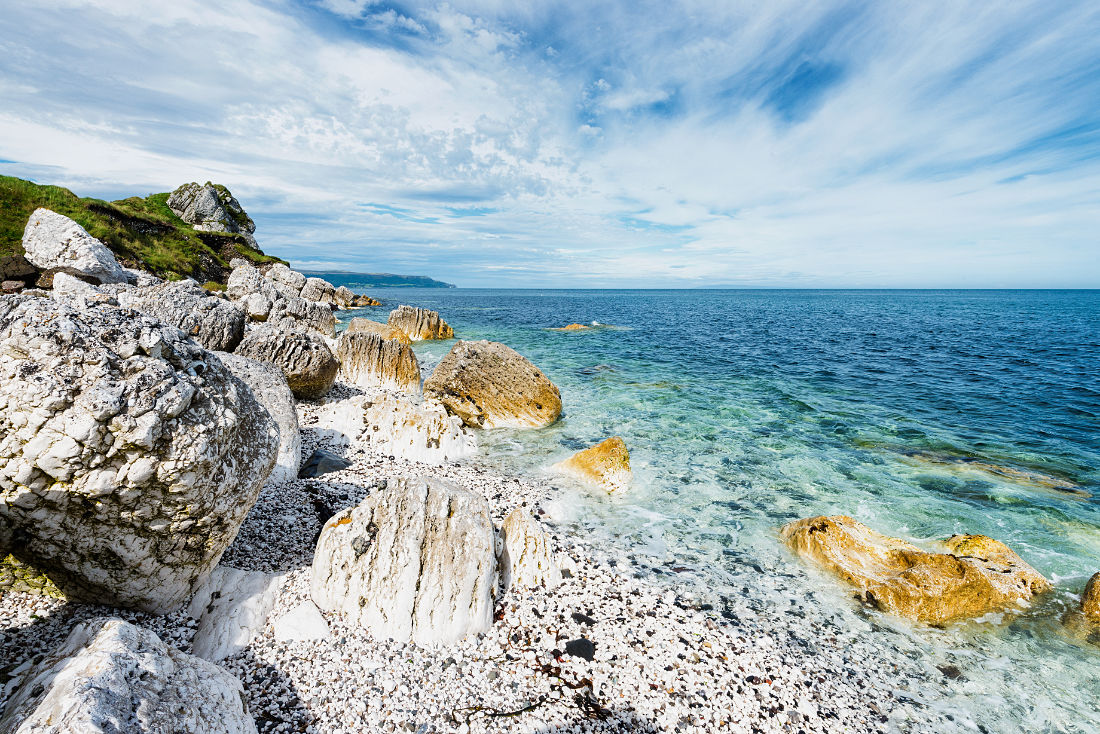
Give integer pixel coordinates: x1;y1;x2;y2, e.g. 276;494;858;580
299;449;351;478
564;637;596;661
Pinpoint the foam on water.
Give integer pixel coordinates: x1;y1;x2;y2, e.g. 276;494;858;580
350;289;1100;732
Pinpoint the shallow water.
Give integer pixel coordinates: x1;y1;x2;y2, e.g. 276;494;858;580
342;289;1100;733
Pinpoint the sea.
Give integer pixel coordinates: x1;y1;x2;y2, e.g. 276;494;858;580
341;288;1100;733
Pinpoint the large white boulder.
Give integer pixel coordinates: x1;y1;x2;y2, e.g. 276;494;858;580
218;353;301;483
167;182;256;238
336;331;421;393
311;477;496;645
264;263;306;298
21;208;128;284
117;279;247;352
225;263;335;336
0;617;257;733
499;507;561;592
363;394;476;464
0;296;279;612
186;566;284;662
234;325;339;400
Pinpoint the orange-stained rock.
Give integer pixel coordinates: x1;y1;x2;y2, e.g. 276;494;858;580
388;305;453;341
556;323;590;331
346;317;411;345
1081;572;1100;620
780;516;1051;625
555;437;632;493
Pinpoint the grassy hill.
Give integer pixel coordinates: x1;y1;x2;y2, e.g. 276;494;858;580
0;176;283;284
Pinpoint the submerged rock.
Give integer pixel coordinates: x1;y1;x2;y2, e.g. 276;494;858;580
780;515;1051;625
336;331;421;393
0;617;256;733
234;325;339;400
346;317;411;345
362;394;476;464
311;476;496;645
423;340;562;429
22;208;128;284
219;353;301;483
118;279;247;352
499;507;561;592
1081;572;1100;620
0;296;278;612
555;437;632;492
388;305;454;341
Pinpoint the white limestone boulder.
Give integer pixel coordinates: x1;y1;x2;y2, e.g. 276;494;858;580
336;331;421;393
299;276;336;304
499;507;561;592
0;295;279;613
234;325;339;400
22;208;128;284
273;601;332;643
117;279;247;352
0;617;256;733
388;304;453;341
311;476;496;645
264;263;306;298
186;566;284;662
219;353;301;483
363;394;476;464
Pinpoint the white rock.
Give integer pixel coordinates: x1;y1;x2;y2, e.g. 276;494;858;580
311;476;496;645
499;507;561;591
273;601;332;643
336;331;421;393
218;353;302;483
21;208;128;284
362;394;476;464
0;617;257;733
187;566;284;662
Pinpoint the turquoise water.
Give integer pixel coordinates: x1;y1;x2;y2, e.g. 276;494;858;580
344;289;1100;732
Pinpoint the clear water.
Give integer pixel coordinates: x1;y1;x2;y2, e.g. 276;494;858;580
343;289;1100;732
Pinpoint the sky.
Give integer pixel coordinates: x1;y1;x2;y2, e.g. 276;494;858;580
1;1;1099;288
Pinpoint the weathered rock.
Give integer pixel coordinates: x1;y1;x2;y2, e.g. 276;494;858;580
555;437;632;492
2;280;22;293
362;395;477;464
0;254;36;282
268;292;336;337
21;209;128;284
424;340;562;428
499;507;561;592
234;325;339;400
122;267;163;287
779;516;1052;624
336;331;421;393
299;448;351;478
554;323;591;331
300;276;337;305
118;279;247;352
0;617;257;734
227;264;334;336
273;601;332;643
334;285;355;308
0;554;63;598
226;262;268;301
388;305;454;341
346;317;411;345
219;354;301;484
48;271;119;309
311;476;496;645
1081;573;1100;620
264;263;306;297
0;296;279;612
186;567;283;662
353;294;382;307
167;182;256;239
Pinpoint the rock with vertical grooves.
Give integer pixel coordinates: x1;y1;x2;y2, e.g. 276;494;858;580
499;507;561;591
311;476;496;645
219;353;301;483
234;325;338;400
424;340;562;428
117;279;247;352
186;566;284;662
0;296;278;613
21;208;128;284
554;437;632;492
362;394;476;464
336;331;421;393
346;317;411;345
0;617;257;733
388;305;454;341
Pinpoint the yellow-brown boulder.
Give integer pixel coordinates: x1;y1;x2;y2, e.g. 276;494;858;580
1081;572;1100;620
554;437;632;492
780;515;1051;625
346;317;411;345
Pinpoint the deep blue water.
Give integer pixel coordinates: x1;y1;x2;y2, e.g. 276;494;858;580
345;289;1100;732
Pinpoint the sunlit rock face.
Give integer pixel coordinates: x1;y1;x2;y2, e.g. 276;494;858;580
554;437;632;493
336;331;421;393
388;305;454;341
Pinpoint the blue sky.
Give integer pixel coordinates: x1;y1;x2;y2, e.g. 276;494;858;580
1;1;1098;287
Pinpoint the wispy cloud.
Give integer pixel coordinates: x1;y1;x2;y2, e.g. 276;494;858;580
0;0;1098;286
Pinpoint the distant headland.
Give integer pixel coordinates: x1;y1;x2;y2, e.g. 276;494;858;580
300;271;455;289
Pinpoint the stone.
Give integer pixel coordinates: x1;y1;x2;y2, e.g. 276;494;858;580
334;285;355;308
0;554;64;598
353;295;382;307
299;448;352;478
0;617;256;734
388;305;454;341
499;507;561;591
219;354;301;484
226;262;268;301
554;323;591;331
2;280;22;293
424;340;562;429
49;271;121;310
227;264;335;336
21;208;128;284
362;394;477;464
273;601;332;643
779;516;1052;624
346;317;411;345
167;182;256;238
186;567;283;662
0;296;279;612
117;279;247;352
234;325;339;400
300;276;337;305
311;476;496;645
264;263;306;297
1081;572;1100;620
336;331;421;393
122;268;163;287
0;254;36;281
554;437;632;492
564;638;596;661
268;293;336;337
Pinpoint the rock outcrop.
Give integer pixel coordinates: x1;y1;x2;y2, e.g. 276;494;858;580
234;325;339;400
0;296;279;612
336;331;421;393
362;395;477;464
555;437;632;493
224;263;335;336
219;354;301;483
117;279;247;352
346;317;411;345
186;566;284;662
780;516;1052;624
0;617;257;733
300;276;336;305
334;285;355;308
424;340;562;429
264;263;306;298
499;507;561;592
167;182;256;246
311;476;496;645
1081;572;1100;621
22;209;128;284
388;305;454;341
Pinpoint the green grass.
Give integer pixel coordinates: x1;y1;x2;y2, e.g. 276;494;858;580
0;176;285;283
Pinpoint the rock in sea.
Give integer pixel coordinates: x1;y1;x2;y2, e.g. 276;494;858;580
0;296;278;612
21;208;128;284
234;325;339;400
311;476;496;645
388;304;454;341
554;436;632;492
1081;572;1100;621
0;617;257;733
423;340;562;429
780;515;1051;624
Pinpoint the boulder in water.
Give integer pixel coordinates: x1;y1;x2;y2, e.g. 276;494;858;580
554;437;632;492
21;209;128;284
388;305;454;340
1080;572;1100;621
336;331;421;393
234;325;338;400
